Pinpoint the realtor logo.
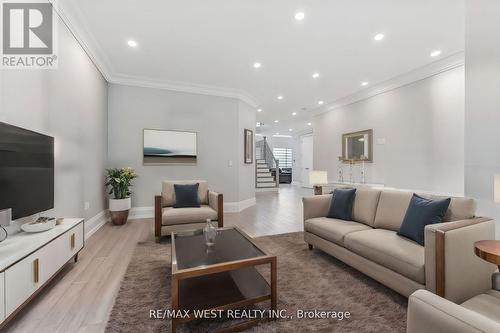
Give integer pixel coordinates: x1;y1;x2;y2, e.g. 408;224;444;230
1;1;58;68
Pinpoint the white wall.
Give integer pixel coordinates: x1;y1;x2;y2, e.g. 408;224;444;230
0;13;108;230
465;0;500;238
313;66;464;195
107;84;256;208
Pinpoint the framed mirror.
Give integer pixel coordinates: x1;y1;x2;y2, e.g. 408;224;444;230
342;129;373;162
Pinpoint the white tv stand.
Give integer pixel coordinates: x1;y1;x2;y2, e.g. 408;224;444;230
0;218;84;328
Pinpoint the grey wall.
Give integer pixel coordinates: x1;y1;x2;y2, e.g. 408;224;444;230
107;84;256;207
237;101;257;202
0;14;108;227
313;66;465;195
465;0;500;238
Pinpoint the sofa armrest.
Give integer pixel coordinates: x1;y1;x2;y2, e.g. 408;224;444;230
154;193;162;242
407;289;500;333
302;194;332;222
208;191;223;227
424;217;496;303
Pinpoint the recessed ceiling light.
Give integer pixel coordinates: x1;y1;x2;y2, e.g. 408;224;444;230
276;132;280;135
257;108;262;112
295;12;305;21
312;72;320;79
307;122;312;126
274;120;279;123
127;40;137;47
318;100;324;105
289;128;293;132
253;62;262;69
277;95;284;100
373;33;385;41
361;81;369;86
292;112;297;116
430;50;442;57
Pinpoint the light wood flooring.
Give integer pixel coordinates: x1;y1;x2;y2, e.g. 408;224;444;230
3;184;313;333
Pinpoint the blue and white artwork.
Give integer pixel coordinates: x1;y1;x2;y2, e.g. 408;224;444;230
143;129;197;164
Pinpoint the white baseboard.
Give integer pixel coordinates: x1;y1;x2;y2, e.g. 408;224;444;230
128;197;257;219
224;197;256;213
85;210;109;240
129;206;154;220
255;187;279;192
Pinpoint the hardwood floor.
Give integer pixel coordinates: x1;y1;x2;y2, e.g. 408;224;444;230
3;184;313;333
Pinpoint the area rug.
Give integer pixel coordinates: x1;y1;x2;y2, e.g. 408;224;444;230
106;232;407;332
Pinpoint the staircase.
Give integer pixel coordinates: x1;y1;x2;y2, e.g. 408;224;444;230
255;137;279;190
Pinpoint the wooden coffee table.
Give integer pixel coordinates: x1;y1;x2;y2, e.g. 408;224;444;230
170;227;277;333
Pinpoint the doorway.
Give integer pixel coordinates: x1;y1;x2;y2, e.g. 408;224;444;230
300;134;313;188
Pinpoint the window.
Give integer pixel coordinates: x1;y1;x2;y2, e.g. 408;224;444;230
273;147;293;168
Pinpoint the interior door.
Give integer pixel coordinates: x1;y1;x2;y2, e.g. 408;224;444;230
300;134;313;188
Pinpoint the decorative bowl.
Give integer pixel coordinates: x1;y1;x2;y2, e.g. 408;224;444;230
21;219;57;233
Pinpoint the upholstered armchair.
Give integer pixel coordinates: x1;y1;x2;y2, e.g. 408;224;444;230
154;180;223;242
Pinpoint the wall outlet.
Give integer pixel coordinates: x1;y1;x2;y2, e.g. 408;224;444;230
228;160;233;167
84;202;90;210
377;138;386;145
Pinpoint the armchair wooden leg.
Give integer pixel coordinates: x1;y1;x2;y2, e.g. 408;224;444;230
308;244;313;250
155;236;161;243
217;194;224;228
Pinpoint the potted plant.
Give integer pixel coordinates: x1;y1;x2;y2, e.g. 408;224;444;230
105;167;137;225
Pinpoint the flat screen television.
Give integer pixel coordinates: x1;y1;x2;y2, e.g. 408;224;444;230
0;122;54;220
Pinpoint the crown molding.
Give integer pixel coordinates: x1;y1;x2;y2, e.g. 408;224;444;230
313;51;465;117
50;0;114;81
109;73;258;107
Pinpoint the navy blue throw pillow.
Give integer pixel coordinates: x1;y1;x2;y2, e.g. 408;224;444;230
398;194;451;245
173;183;200;208
327;188;357;221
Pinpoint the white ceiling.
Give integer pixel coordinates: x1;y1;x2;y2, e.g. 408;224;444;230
54;0;464;135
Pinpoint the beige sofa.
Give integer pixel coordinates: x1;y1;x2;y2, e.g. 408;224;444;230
407;289;500;333
303;188;496;303
154;180;223;242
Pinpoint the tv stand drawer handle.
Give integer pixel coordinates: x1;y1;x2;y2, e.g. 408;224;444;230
33;258;39;283
70;233;75;250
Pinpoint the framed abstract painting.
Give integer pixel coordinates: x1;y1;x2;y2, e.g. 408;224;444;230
143;129;197;165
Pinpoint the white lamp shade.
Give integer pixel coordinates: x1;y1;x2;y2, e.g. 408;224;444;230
309;170;328;185
495;174;500;203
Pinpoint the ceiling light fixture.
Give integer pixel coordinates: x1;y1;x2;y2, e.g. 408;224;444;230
256;122;262;127
307;122;312;126
373;33;385;41
294;12;305;21
257;108;262;112
430;50;442;57
292;112;297;116
289;128;293;132
273;134;292;138
277;95;284;100
361;81;369;86
312;72;320;79
318;100;324;105
253;62;262;69
127;40;137;47
274;120;279;123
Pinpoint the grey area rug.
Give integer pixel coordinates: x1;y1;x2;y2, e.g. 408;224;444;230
106;232;407;332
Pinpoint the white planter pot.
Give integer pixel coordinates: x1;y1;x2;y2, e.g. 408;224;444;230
109;197;131;212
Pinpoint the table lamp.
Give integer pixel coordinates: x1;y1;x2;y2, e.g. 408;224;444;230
309;170;328;195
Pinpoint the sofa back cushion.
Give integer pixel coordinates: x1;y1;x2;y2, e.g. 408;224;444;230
162;180;209;207
352;188;381;226
374;190;413;231
417;194;476;222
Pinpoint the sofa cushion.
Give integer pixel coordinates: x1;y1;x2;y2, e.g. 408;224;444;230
344;229;425;284
398;194;451;245
419;194;477;222
352;189;381;226
304;217;372;247
162;180;209;206
461;290;500;324
374;190;413;231
162;205;217;225
173;183;200;208
327;188;357;221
